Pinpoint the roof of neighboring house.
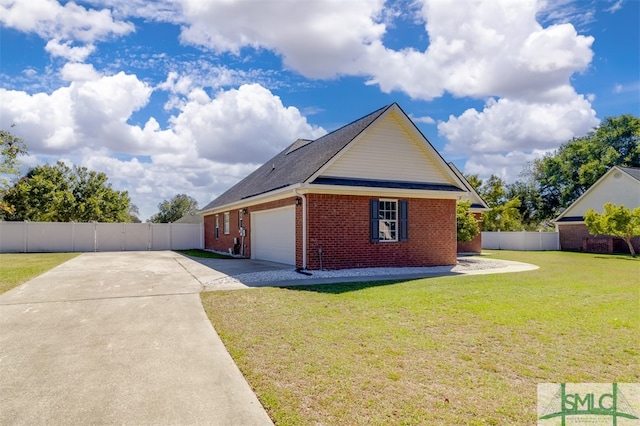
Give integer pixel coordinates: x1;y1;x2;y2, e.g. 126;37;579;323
448;163;490;211
174;212;203;224
619;166;640;181
202;103;467;212
555;165;640;223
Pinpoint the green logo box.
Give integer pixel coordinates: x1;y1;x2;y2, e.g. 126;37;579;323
538;383;640;425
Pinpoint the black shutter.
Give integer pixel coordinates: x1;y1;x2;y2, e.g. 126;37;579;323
215;227;219;239
399;200;408;241
370;199;379;242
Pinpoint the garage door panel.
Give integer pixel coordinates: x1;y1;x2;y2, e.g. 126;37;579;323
252;207;295;265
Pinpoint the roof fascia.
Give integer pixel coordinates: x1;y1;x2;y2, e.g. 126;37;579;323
298;183;466;200
201;183;301;216
448;162;490;209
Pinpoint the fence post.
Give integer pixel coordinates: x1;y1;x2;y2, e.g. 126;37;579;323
23;221;28;253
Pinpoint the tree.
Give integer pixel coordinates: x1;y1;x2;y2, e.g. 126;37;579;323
466;174;524;231
505;179;546;230
584;203;640;257
530;115;640;220
456;201;479;242
0;128;28;214
149;194;199;223
1;161;132;222
129;204;142;223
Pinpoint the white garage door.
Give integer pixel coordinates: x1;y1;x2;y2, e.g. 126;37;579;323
252;206;295;265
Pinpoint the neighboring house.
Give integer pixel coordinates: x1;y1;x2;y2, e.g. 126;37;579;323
449;163;490;253
200;103;479;270
555;166;640;254
174;212;203;224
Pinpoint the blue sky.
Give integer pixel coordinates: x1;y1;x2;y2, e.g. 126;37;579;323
1;0;638;220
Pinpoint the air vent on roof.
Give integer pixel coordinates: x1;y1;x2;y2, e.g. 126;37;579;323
286;138;313;155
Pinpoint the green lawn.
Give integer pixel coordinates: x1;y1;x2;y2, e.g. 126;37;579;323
200;251;640;425
0;253;79;295
175;249;236;259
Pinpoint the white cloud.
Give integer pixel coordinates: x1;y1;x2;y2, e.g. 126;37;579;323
439;89;599;179
169;83;326;164
60;62;101;81
176;0;387;79
605;0;624;13
0;70;325;219
411;115;435;125
0;0;134;41
0;0;133;61
45;39;96;61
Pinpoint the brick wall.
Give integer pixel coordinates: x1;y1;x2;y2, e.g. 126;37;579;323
204;197;297;258
558;223;591;251
558;222;640;254
305;194;457;269
457;212;483;253
206;194;458;268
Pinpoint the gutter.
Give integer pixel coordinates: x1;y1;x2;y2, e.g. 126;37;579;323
294;188;307;269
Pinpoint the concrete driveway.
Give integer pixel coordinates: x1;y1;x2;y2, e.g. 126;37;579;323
0;251;273;425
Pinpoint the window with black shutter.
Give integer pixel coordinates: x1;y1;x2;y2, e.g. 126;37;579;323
370;199;408;242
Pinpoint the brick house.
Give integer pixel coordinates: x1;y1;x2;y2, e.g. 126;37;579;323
200;103;481;270
555;166;640;254
449;163;490;253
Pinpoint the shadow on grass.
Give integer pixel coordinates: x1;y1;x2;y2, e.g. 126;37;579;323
279;275;445;294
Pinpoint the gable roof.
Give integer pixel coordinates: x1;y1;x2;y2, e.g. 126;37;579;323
448;163;490;211
555;165;640;222
202;103;466;212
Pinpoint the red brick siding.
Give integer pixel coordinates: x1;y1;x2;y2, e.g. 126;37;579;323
457;212;483;253
305;194;456;269
559;223;640;254
204;197;298;259
204;210;245;255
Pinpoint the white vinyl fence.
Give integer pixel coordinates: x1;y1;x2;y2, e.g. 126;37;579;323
0;221;203;253
481;231;559;251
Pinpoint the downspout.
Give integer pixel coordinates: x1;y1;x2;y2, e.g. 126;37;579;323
294;189;307;269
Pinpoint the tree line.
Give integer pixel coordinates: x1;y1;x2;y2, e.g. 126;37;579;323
0;131;198;223
465;114;639;231
2;114;638;227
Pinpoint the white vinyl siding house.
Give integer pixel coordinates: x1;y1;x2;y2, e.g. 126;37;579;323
319;110;456;185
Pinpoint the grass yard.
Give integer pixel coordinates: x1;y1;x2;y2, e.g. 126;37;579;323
0;252;79;295
201;251;640;425
176;249;236;259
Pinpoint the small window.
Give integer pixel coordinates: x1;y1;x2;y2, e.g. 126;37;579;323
378;200;398;241
371;199;408;242
238;209;244;229
223;212;230;234
215;214;219;239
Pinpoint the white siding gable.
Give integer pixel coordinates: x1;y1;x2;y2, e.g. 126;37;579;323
318;109;458;185
562;169;640;218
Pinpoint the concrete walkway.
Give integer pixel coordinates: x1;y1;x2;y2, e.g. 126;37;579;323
0;251;273;425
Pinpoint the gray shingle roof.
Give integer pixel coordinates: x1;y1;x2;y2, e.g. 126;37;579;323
202;104;393;211
619;166;640;181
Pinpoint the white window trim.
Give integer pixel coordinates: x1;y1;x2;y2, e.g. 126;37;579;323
215;214;219;239
378;199;398;242
223;212;230;235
